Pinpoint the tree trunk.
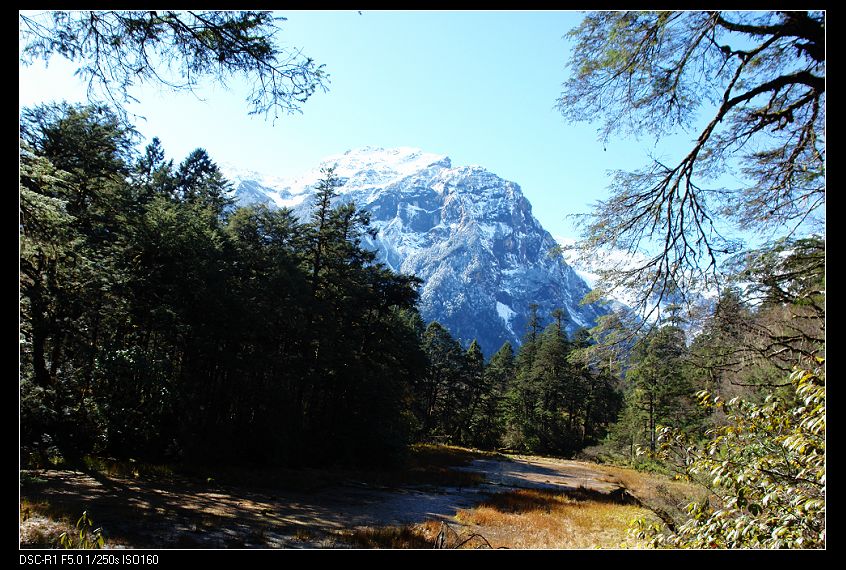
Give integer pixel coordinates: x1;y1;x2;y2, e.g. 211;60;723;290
649;396;656;453
28;281;53;388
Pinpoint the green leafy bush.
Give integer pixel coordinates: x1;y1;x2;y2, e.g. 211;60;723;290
632;359;825;548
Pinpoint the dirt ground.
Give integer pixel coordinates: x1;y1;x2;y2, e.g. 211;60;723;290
20;455;635;548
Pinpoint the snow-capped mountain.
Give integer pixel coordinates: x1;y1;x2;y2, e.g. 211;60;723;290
222;147;606;355
554;236;643;312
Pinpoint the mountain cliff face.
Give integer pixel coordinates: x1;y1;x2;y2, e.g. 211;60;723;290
223;147;605;355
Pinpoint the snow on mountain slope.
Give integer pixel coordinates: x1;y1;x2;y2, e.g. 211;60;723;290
222;147;606;355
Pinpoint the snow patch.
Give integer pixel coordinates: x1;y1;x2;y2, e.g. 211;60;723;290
477;222;497;240
283;147;451;194
497;301;516;337
496;302;515;322
273;195;307;209
220;162;290;190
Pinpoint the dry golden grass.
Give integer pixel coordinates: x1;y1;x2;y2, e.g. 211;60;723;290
19;515;71;548
340;520;443;548
19;498;95;548
21;498;51;523
80;456;175;480
454;488;659;549
590;464;705;529
336;487;663;549
20;498;70;547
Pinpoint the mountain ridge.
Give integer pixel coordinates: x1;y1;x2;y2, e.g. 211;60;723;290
222;147;606;355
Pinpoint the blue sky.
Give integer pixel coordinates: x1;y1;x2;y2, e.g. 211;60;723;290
19;10;711;240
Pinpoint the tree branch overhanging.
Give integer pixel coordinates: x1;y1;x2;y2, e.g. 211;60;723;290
19;10;329;121
560;11;825;323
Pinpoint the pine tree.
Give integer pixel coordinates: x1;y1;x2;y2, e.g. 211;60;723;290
625;323;691;453
174;148;233;218
133;137;175;203
503;304;542;451
470;342;514;449
307;166;339;296
456;340;485;445
530;320;571;453
416;322;465;441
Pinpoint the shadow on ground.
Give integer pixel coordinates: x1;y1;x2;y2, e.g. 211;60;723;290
20;455;630;548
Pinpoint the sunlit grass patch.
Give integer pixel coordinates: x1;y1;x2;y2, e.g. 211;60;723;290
336;486;661;549
19;513;72;548
20;499;110;549
590;464;704;529
455;488;659;549
20;497;73;548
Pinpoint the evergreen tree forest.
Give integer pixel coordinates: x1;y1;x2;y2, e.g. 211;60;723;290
19;102;628;469
20;102;424;468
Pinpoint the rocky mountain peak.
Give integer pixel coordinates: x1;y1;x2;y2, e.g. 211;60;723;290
223;148;605;356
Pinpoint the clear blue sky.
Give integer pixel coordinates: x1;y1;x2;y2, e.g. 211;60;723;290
19;10;708;240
